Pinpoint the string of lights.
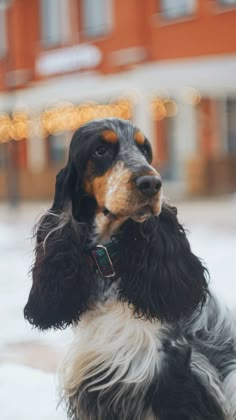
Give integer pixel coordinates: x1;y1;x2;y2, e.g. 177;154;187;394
0;99;133;143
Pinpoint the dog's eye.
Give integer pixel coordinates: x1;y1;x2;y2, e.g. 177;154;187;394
93;146;108;157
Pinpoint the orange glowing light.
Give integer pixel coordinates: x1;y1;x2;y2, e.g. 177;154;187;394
0;100;133;142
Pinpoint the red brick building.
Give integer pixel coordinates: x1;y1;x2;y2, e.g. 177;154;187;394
0;0;236;199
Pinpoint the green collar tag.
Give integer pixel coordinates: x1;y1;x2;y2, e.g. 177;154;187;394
91;243;118;278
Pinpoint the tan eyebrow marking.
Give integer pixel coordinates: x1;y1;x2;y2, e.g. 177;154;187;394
101;130;118;144
134;130;145;145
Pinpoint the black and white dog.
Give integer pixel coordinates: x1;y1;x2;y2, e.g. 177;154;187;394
24;118;236;419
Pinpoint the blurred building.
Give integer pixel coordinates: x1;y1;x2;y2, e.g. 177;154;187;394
0;0;236;200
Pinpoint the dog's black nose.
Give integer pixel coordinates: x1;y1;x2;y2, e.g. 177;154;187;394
135;175;162;197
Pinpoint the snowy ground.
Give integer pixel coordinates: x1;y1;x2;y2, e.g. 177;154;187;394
0;196;236;420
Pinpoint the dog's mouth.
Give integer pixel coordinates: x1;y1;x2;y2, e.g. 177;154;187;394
103;202;161;223
131;205;154;222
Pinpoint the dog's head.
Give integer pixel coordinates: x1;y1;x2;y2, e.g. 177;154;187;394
24;118;208;329
58;118;162;242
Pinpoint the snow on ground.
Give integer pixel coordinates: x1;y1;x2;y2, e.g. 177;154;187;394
0;202;70;420
0;364;65;420
176;195;236;310
0;197;236;420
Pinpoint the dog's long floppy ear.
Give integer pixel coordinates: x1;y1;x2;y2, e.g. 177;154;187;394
118;204;209;322
24;164;94;330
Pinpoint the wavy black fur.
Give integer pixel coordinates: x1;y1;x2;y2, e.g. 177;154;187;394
149;340;226;420
24;163;95;330
24;221;94;330
118;204;209;322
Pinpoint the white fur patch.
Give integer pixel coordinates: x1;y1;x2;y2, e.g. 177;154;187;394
61;302;162;418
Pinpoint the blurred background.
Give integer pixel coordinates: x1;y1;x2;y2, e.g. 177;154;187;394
0;0;236;419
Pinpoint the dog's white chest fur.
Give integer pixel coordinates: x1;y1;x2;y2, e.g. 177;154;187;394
62;301;162;419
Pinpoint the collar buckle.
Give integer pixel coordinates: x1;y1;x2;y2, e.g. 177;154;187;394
92;245;116;279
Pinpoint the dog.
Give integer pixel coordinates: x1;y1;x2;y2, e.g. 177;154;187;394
24;118;236;420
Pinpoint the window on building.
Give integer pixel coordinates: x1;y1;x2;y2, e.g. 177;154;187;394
40;0;70;47
82;0;112;37
48;132;68;165
218;0;236;6
0;6;7;57
226;99;236;153
160;0;196;19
